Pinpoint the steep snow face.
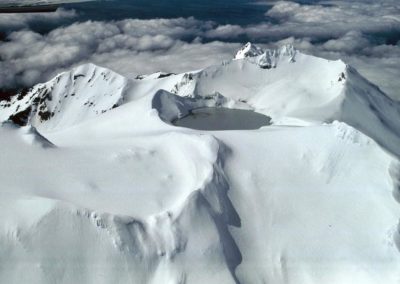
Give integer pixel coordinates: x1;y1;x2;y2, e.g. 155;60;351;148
0;63;128;131
339;66;400;157
234;42;265;59
0;43;400;284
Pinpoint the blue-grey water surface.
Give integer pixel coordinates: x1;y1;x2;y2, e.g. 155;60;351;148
173;107;271;131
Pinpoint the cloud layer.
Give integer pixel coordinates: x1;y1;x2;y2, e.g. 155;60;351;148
0;8;77;32
0;17;239;88
0;0;399;99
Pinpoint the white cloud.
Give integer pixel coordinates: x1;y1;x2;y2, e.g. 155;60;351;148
0;8;77;31
0;18;239;88
0;1;399;100
263;1;400;39
205;24;245;39
322;31;370;53
91;41;240;78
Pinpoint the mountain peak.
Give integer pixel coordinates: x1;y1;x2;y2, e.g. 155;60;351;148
278;44;296;57
234;43;298;69
234;43;297;63
0;63;128;131
234;42;264;59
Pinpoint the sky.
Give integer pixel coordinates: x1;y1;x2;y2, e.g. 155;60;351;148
0;0;399;100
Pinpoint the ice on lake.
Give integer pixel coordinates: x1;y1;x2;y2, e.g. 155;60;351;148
173;107;271;131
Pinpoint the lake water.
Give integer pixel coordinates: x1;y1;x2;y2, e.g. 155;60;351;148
172;107;271;131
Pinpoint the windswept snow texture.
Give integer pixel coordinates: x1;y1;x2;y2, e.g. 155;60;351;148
0;44;400;284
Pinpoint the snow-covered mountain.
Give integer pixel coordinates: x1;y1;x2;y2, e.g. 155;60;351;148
0;43;399;284
234;42;265;59
0;63;128;130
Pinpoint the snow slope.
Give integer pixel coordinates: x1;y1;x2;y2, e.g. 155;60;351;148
0;64;129;131
0;43;399;284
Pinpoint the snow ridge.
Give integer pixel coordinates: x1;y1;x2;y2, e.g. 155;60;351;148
0;63;128;131
234;43;297;69
340;65;400;157
234;42;265;59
